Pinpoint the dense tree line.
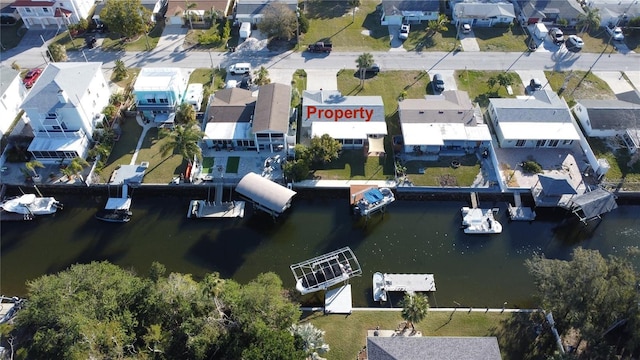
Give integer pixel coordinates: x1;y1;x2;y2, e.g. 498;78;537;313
3;262;322;359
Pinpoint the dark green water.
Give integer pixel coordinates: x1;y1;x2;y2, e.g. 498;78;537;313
2;193;639;308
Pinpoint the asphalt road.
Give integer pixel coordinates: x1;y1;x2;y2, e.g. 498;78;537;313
2;35;638;75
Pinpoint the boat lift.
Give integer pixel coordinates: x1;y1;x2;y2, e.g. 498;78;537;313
290;247;362;295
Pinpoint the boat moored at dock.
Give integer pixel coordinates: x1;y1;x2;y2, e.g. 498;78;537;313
0;193;62;217
291;247;362;295
461;207;502;234
372;273;436;302
96;185;132;223
351;186;395;218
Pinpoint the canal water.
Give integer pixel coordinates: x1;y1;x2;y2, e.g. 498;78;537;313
2;192;639;308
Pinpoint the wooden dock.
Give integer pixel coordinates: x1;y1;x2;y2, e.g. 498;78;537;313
187;200;245;219
508;192;536;221
380;273;436;293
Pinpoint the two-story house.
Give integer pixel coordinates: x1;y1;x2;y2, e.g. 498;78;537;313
11;0;93;29
133;67;188;127
0;66;28;137
22;62;110;163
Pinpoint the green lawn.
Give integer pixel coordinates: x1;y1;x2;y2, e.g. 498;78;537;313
474;25;528;52
312;150;392;180
50;30;86;51
402;25;458;52
302;0;391;51
201;157;214;174
544;70;615;106
188;68;226;109
136;128;188;183
305;310;514;360
455;70;525;108
226;156;240;173
404;154;481;186
97;116;142;183
587;137;640;190
101;21;164;51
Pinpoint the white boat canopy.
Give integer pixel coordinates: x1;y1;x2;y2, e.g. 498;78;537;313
235;172;296;217
290;247;362;295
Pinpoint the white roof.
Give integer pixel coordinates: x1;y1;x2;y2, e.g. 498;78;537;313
204;122;251;140
235;172;296;215
27;134;88;153
105;198;131;210
134;68;184;91
312;122;387;139
401;123;492;146
499;122;581;140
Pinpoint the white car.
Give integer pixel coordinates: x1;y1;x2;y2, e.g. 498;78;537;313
607;26;624;41
462;23;471;34
566;35;584;51
399;24;410;40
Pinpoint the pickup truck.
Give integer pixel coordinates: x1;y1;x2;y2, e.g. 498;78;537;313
307;42;333;53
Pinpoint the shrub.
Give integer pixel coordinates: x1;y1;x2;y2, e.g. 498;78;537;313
522;160;543;174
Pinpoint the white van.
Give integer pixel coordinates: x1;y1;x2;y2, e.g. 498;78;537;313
228;63;251;75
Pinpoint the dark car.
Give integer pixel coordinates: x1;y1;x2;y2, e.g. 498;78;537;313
432;73;445;93
527;78;542;94
239;76;252;90
22;68;42;89
85;36;97;48
365;64;380;74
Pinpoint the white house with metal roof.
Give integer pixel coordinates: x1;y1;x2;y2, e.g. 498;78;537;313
302;90;387;149
488;90;581;148
0;66;27;137
21;62;110;163
399;90;491;156
573;98;640;153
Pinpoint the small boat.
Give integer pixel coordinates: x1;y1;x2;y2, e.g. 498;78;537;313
372;272;387;302
0;194;62;216
461;207;502;234
96;185;132;223
353;187;395;217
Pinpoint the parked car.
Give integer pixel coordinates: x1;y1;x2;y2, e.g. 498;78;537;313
462;23;471;34
528;78;542;94
22;68;42;89
549;27;564;44
365;64;380;74
239;76;252;90
606;26;624;41
566;35;584;51
399;24;410;40
432;73;445;93
85;36;97;49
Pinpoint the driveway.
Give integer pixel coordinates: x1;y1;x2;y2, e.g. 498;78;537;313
155;25;188;53
593;71;635;94
267;69;296;85
306;69;338;91
459;31;480;52
515;70;549;91
625;71;640;91
427;70;456;93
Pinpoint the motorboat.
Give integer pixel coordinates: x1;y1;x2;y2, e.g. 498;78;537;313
353;187;395;217
96;185;132;223
0;194;62;216
291;247;362;295
461;207;502;234
372;272;387;302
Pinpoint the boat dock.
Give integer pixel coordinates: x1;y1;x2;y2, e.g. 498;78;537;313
379;273;437;293
187;183;245;218
508;192;536;221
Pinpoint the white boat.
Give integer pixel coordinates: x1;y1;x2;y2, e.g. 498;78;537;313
96;185;132;223
372;272;387;302
353;187;395;217
0;194;62;216
291;247;362;295
461;207;502;234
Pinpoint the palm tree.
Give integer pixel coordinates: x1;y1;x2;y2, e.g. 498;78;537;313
176;102;196;125
427;14;449;37
399;292;429;331
25;160;44;178
577;8;600;34
185;2;198;30
160;124;204;163
61;157;89;180
253;66;271;86
355;52;374;88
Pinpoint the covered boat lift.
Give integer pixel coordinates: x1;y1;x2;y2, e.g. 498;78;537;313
235;172;296;218
290;247;362;295
566;187;618;224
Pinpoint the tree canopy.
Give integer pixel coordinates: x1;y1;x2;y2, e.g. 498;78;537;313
159;124;204;163
7;262;311;359
399;293;430;330
257;2;298;40
356;52;374;87
309;134;342;164
525;248;640;358
101;0;152;39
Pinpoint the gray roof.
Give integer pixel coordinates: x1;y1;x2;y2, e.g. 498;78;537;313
517;0;585;19
569;188;618;221
538;174;577;195
399;90;482;125
576;99;640;130
235;0;297;17
303;90;383;106
21;62;102;113
253;83;290;133
0;65;20;95
591;1;640;19
206;88;256;124
367;336;502;360
616;90;640;105
454;2;515;18
489;90;572;123
382;0;440;15
235;172;296;215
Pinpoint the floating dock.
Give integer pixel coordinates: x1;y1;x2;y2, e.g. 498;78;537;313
508;192;536;221
324;284;352;314
374;273;436;301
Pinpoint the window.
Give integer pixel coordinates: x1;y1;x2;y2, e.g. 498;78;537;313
548;139;559;147
536;139;546;147
515;140;526;147
562;140;573;145
147;98;157;103
42;8;49;12
159;98;168;103
354;139;363;145
25;8;32;13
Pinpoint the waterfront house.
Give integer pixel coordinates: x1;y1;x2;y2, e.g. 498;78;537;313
202;83;292;153
166;0;232;26
451;0;516;27
301;90;387;150
379;0;440;26
514;0;585;25
11;0;93;29
573;98;640;154
21;62;110;163
365;336;502;360
488;90;580;149
233;0;298;24
398;90;492;157
0;66;27;137
133;67;189;127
